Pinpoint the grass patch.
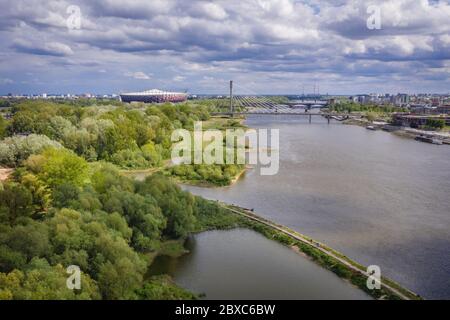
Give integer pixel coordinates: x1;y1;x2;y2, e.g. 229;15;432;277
193;198;248;232
202;117;246;130
159;240;189;258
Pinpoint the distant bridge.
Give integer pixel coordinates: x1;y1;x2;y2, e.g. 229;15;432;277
284;101;329;108
211;111;350;123
210;81;333;116
233;100;329;109
211;98;332;116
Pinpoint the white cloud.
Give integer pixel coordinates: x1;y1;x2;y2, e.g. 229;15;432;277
192;3;228;20
0;78;14;84
13;39;74;56
125;71;152;80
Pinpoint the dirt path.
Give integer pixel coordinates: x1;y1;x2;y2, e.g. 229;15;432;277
0;168;13;181
224;205;414;300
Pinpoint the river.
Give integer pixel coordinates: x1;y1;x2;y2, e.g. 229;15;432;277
148;228;371;299
182;116;450;299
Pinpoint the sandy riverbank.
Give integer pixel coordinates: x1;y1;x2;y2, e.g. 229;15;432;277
0;168;13;181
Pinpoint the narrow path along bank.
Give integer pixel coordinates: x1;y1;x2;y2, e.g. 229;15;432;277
219;202;421;300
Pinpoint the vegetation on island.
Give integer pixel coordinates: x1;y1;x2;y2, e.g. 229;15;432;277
166;164;245;187
0;100;245;186
0;99;248;300
0;149;239;299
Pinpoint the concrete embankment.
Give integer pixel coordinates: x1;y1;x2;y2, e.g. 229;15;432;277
342;118;450;145
220;203;421;300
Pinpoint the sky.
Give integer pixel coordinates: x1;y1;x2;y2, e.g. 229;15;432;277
0;0;449;95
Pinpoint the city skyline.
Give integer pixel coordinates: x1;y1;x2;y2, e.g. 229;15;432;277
1;0;450;95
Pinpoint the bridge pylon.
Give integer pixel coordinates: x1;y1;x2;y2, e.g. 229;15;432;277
229;80;234;117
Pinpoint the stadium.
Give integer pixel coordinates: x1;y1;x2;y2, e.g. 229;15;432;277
120;89;187;103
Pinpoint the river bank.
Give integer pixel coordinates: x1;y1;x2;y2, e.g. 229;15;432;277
124;164;249;187
342;117;450;144
221;203;421;300
179;165;249;187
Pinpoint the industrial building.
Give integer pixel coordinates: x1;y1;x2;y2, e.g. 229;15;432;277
120;89;187;103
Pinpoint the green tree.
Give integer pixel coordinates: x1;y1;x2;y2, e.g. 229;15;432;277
425;118;445;130
0;116;6;139
8;112;35;134
46;209;93;254
37;148;89;189
102;189;166;250
0;134;62;167
90;162;133;194
97;258;144;300
0;245;27;272
52;183;80;208
0;183;33;224
136;175;196;238
366;112;378;123
136;275;197;300
1;221;50;262
0;260;100;300
20;173;52;214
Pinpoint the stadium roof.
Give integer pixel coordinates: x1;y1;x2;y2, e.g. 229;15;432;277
121;89;186;96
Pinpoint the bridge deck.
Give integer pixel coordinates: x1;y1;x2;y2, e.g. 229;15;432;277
212;112;345;116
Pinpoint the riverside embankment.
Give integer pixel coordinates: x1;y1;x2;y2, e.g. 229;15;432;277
220;203;420;300
342;117;450;144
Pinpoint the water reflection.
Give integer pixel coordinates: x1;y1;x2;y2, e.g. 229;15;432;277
148;229;371;300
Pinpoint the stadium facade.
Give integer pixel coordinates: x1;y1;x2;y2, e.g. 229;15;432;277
120;89;187;103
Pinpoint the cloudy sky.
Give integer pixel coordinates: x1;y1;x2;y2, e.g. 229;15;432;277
0;0;449;95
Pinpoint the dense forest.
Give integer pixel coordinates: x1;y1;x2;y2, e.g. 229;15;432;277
0;100;243;184
1;100;209;168
0;100;244;299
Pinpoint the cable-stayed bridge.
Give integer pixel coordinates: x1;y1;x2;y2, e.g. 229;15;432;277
209;81;348;122
219;96;329;114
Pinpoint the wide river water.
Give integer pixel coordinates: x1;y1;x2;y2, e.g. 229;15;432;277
181;116;450;299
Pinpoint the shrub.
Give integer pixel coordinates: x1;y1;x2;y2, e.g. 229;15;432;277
0;135;62;167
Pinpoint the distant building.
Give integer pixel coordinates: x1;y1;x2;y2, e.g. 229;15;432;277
394;94;409;106
120;89;188;103
431;97;442;107
437;105;450;114
351;94;371;104
409;104;432;114
327;98;336;105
